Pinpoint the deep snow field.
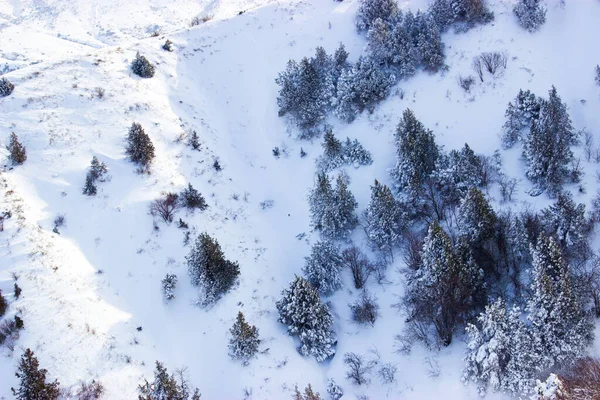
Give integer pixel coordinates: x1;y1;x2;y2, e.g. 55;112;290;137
1;0;600;399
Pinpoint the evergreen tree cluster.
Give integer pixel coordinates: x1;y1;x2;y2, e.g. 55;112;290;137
0;77;15;97
131;52;155;78
83;156;109;196
276;276;336;362
316;128;372;172
187;233;240;306
308;173;358;240
126;122;156;172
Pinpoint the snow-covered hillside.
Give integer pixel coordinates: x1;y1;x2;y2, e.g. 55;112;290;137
1;0;600;399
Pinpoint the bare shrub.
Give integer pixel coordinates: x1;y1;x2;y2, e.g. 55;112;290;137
424;356;440;378
150;192;180;223
401;231;423;271
343;352;372;385
341;246;373;289
350;291;379;326
94;87;105;99
377;363;397;384
75;380;105;400
583;129;594;162
473;52;507;81
458;75;475;93
499;175;519;202
0;316;23;347
472;58;484;82
556;357;600;400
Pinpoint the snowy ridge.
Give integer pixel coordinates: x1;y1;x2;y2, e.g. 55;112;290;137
0;0;600;399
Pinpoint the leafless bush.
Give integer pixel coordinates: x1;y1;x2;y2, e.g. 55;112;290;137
75;380;105;400
190;14;213;26
260;200;274;210
570;157;583;183
54;214;66;228
377;363;397;384
341;246;373;289
555;357;600;400
350;290;379;326
150;192;180;223
401;231;423;271
344;353;372;385
499;175;519;202
424;356;440;378
0;317;22;347
94;87;105;99
457;75;475;93
473;52;507;81
472;58;484;82
583;130;594;162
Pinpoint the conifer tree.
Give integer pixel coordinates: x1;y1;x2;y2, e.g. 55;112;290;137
416;13;445;72
276;276;335;362
162;273;177;300
228;311;260;362
7;132;27;165
0;77;15;97
302;241;343;296
541;191;589;260
457;187;497;246
83;156;108;196
523;86;575;196
180;183;208;211
391;109;440;198
0;289;7;317
187;233;240;305
12;348;60;400
364;180;404;255
138;361;200;400
309;173;358;240
126;122;155;172
355;0;398;32
513;0;546;32
366;18;393;65
527;235;594;370
309;173;335;234
502;89;540;148
131;52;155;78
388;16;419;78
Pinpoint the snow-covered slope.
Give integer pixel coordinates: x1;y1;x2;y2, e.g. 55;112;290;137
1;0;599;399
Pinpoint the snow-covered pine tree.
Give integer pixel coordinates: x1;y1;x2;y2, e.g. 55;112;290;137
302;240;343;296
388;15;419;78
0;77;15;97
327;379;343;400
355;0;398;32
451;0;494;26
391;109;440;198
83;156;108;196
527;235;594;370
502;89;540;148
332;43;349;89
11;349;60;400
429;0;454;31
138;361;200;400
332;174;358;239
180;183;208;211
186;232;240;305
162;273;178;300
366;18;393;65
131;52;155;78
404;221;483;346
523;87;575;196
364;180;404;256
463;298;512;396
228;311;260;362
276;276;335;362
416;12;445;72
309;173;335;234
434;143;486;206
541;191;589;261
513;0;546;32
126;122;155;172
312;47;335;109
7;132;27;165
342;137;373;167
457;187;497;246
317;127;344;172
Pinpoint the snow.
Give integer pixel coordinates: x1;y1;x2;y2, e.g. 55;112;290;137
1;0;600;399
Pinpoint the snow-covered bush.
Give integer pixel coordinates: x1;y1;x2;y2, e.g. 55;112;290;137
7;132;26;165
0;77;14;97
513;0;546;32
350;290;379;326
326;379;343;400
343;352;372;385
276;276;335;362
595;65;600;87
74;380;105;400
161;273;177;300
162;39;173;52
316;128;372;172
0;289;6;317
131;52;155;78
554;357;600;399
228;311;260;363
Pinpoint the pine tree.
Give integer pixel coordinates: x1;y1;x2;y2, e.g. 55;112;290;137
138;361;200;400
302;241;343;296
83;156;108;196
404;221;483;346
364;180;404;255
82;175;97;196
366;18;393;65
309;173;335;234
523;86;575;196
355;0;398;32
391;109;440;198
326;379;343;400
463;298;512;395
131;52;155;78
332;174;358;238
7;132;27;165
162;273;177;300
429;0;454;31
434;144;486;206
342;137;372;167
457;187;497;245
0;77;15;97
513;0;546;32
0;289;7;317
292;384;322;400
186;233;240;305
126;122;156;172
180;183;208;211
596;65;600;87
317;128;344;171
416;13;445;72
527;235;594;370
11;348;60;400
502;89;540;148
541;191;589;260
332;43;349;89
276;276;335;362
228;311;260;362
388;16;419;78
